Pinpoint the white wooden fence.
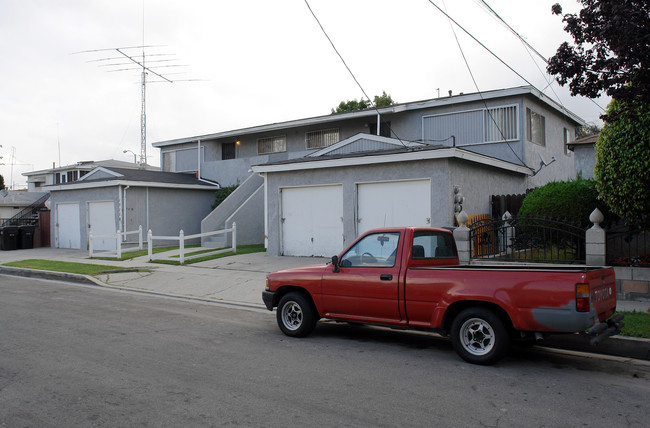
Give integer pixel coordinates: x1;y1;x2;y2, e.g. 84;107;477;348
147;223;237;265
89;226;144;258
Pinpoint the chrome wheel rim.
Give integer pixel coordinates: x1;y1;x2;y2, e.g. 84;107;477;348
459;317;495;356
281;301;303;331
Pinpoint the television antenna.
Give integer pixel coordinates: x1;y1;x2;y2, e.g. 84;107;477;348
74;42;203;168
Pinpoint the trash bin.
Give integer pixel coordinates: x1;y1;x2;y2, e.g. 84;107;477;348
0;226;19;251
19;225;35;249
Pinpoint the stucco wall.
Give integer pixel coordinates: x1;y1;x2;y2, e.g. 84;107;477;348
263;158;527;256
49;185;215;249
49;187;119;250
573;145;596;179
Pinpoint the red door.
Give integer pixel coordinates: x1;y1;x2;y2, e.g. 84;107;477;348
39;211;51;247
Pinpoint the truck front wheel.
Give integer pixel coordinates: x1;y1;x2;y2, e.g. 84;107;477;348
450;308;510;365
276;292;317;338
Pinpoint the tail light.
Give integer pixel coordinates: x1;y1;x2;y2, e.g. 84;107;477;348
576;283;590;312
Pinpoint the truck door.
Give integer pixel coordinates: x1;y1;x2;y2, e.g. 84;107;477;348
320;231;404;324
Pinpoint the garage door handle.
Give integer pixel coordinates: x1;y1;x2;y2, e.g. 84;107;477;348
380;274;393;281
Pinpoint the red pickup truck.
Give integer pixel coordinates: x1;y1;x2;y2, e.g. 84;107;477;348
262;227;621;364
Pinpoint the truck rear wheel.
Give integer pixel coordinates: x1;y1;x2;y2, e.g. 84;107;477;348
276;292;317;338
450;307;510;365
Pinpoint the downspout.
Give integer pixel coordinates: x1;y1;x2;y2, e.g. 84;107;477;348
196;138;221;187
376;112;381;135
262;172;268;249
123;185;130;240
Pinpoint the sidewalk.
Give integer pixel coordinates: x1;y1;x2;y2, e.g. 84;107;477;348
0;247;328;308
1;247;648;361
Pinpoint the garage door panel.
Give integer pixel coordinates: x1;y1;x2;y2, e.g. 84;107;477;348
56;203;80;249
358;180;431;235
89;201;116;251
281;186;343;257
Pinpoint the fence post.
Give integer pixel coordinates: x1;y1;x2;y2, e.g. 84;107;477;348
454;211;471;264
116;228;122;259
502;211;512;256
179;230;185;265
586;208;606;266
232;222;237;254
147;229;153;261
89;231;94;257
138;225;143;250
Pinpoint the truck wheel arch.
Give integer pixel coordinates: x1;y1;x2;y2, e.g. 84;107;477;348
274;286;319;314
442;301;515;335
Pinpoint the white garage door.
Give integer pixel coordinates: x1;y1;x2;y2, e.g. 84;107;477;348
357;180;431;235
56;203;80;249
89;201;116;251
281;185;343;257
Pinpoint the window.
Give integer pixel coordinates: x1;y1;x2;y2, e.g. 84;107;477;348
339;232;400;268
367;121;392;138
306;128;339;149
222;142;236;160
257;135;286;154
484;106;518;142
526;108;546;146
412;231;457;259
564;128;573;155
67;171;74;182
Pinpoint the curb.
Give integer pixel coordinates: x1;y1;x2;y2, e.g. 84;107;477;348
0;266;267;312
0;266;104;287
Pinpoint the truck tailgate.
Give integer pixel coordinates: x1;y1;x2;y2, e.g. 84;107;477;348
586;268;617;321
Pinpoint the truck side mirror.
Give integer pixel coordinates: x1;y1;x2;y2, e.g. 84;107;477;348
331;255;340;273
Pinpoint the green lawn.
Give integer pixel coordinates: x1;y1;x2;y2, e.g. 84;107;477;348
618;311;650;338
91;244;202;261
150;244;266;265
2;260;147;276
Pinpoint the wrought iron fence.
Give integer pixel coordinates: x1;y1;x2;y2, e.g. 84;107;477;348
606;220;650;267
469;215;586;264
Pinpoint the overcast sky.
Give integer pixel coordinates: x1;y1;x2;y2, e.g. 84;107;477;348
0;0;610;189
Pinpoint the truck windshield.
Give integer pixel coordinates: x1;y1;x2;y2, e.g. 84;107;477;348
340;232;400;267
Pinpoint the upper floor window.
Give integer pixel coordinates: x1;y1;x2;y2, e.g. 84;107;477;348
484;105;518;142
306;128;339;149
526;108;546;146
367;121;392;138
258;135;286;155
563;128;573;155
222;142;236;160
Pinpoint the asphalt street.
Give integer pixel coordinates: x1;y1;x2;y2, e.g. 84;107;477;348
1;275;649;427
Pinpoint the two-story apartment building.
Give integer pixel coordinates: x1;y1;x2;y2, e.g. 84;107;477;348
153;86;581;256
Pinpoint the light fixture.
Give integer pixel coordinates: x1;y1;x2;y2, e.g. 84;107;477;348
123;149;137;164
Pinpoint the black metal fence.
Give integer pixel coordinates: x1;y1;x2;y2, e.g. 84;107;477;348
469;215;586;264
606;220;650;267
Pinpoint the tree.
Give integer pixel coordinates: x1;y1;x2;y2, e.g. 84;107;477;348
594;98;650;224
0;174;4;190
576;123;601;138
331;91;396;114
547;1;650;109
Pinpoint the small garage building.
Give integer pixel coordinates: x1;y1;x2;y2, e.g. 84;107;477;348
46;167;218;250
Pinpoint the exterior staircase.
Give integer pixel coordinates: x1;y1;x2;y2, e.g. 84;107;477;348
201;174;265;248
1;193;50;227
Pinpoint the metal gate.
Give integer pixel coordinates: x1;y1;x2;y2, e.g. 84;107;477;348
469;215;586;264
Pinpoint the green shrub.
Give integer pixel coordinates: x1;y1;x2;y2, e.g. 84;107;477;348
211;183;239;210
518;177;610;229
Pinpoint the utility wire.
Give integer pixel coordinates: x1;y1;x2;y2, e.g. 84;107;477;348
474;0;605;114
440;0;533;171
303;0;409;148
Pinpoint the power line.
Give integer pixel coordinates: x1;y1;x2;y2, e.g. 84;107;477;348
303;0;409;147
439;0;533;171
